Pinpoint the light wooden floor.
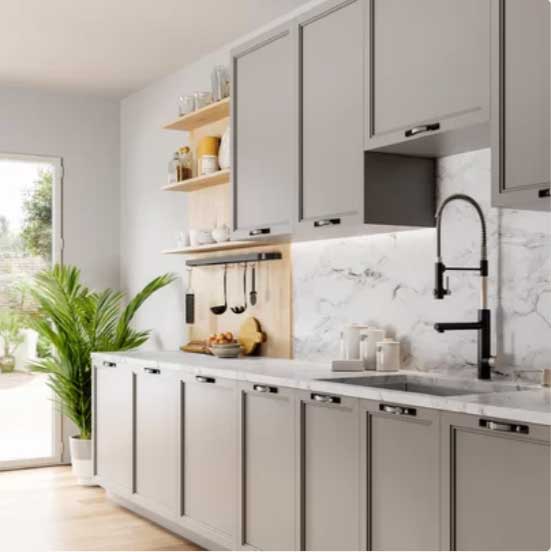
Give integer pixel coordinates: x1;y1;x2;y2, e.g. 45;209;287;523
0;466;202;551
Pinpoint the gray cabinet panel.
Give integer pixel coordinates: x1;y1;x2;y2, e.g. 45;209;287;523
231;24;295;239
297;0;364;237
182;376;238;544
362;401;440;551
134;367;179;517
491;0;550;211
365;0;490;154
299;392;360;551
94;362;134;494
441;412;550;551
239;383;297;550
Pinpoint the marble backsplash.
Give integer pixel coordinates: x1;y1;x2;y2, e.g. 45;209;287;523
292;148;551;377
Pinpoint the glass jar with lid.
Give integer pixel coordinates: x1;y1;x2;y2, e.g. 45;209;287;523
178;147;192;181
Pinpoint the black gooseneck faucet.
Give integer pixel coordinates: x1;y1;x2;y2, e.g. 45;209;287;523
433;194;494;380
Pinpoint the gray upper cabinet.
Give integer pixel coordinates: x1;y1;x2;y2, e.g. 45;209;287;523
238;383;297;551
93;360;134;495
491;0;550;211
365;0;491;156
362;400;440;551
134;366;179;519
298;391;361;551
231;24;295;241
296;0;364;238
441;412;550;551
180;374;238;548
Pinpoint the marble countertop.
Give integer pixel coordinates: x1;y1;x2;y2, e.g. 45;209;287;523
92;351;551;426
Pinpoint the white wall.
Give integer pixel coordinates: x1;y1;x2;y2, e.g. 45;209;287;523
0;85;120;460
0;85;120;290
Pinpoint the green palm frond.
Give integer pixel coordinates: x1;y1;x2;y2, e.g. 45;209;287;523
28;264;176;438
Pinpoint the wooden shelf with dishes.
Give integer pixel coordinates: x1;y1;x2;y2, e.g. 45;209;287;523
163;97;230;132
161;240;256;255
161;168;230;192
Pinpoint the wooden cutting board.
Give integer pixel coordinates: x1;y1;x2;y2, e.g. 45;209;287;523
238;317;267;355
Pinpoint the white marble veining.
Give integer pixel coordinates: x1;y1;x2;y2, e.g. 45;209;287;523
93;351;551;425
292;149;551;378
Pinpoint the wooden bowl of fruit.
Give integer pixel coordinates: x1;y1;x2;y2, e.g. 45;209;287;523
207;332;242;359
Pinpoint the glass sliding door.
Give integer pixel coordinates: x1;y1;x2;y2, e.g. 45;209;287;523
0;153;63;470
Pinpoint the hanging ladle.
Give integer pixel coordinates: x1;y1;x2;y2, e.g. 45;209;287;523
210;265;228;315
231;263;248;314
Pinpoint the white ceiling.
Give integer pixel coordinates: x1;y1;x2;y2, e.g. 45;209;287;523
0;0;310;99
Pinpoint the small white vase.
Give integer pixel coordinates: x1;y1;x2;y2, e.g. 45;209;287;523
218;127;231;170
70;436;96;486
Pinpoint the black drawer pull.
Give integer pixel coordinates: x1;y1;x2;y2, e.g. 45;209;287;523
405;122;440;138
249;227;271;237
479;419;529;434
311;393;341;404
380;404;417;417
144;367;160;375
102;361;116;368
196;375;216;384
314;218;341;228
538;188;550;199
253;384;278;394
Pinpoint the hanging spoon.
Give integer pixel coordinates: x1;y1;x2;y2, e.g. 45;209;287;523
231;263;248;314
210;265;227;315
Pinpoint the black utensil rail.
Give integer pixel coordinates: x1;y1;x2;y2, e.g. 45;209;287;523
185;251;282;268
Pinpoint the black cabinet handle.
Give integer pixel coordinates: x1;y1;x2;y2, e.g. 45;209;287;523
314;218;341;228
538;188;550;199
380;404;417;417
253;384;278;394
479;419;529;434
102;361;116;368
249;227;271;237
144;367;160;375
196;375;216;384
311;393;341;404
405;122;440;138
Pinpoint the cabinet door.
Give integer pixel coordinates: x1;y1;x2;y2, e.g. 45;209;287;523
181;375;237;548
365;0;490;153
362;400;439;551
441;412;550;551
93;360;134;494
231;24;295;240
238;383;297;550
491;0;550;211
134;366;179;518
299;391;361;551
297;0;364;238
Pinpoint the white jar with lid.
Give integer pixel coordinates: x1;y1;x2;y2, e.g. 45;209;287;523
376;338;401;372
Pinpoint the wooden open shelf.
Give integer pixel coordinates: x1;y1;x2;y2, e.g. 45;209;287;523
162;240;259;255
163;98;230;132
162;169;230;192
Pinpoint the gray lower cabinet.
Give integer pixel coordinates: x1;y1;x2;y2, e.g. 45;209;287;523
231;23;295;241
441;412;551;551
365;0;490;156
298;391;361;551
238;383;297;551
134;365;179;518
180;374;238;548
296;0;364;239
93;359;134;495
491;0;550;211
362;400;440;551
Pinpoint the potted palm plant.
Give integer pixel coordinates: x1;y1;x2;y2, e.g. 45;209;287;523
0;309;25;373
28;265;175;485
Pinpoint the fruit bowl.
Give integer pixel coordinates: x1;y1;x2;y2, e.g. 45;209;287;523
209;342;242;359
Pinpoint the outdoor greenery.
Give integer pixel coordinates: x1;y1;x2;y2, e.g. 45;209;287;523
21;169;52;261
0;309;25;359
28;265;176;440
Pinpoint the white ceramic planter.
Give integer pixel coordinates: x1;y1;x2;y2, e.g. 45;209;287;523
69;436;96;486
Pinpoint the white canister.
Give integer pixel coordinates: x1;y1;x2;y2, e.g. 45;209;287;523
376;338;401;372
198;154;219;175
360;328;385;370
340;324;369;360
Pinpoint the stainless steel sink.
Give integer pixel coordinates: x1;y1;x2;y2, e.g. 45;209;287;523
317;374;522;397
